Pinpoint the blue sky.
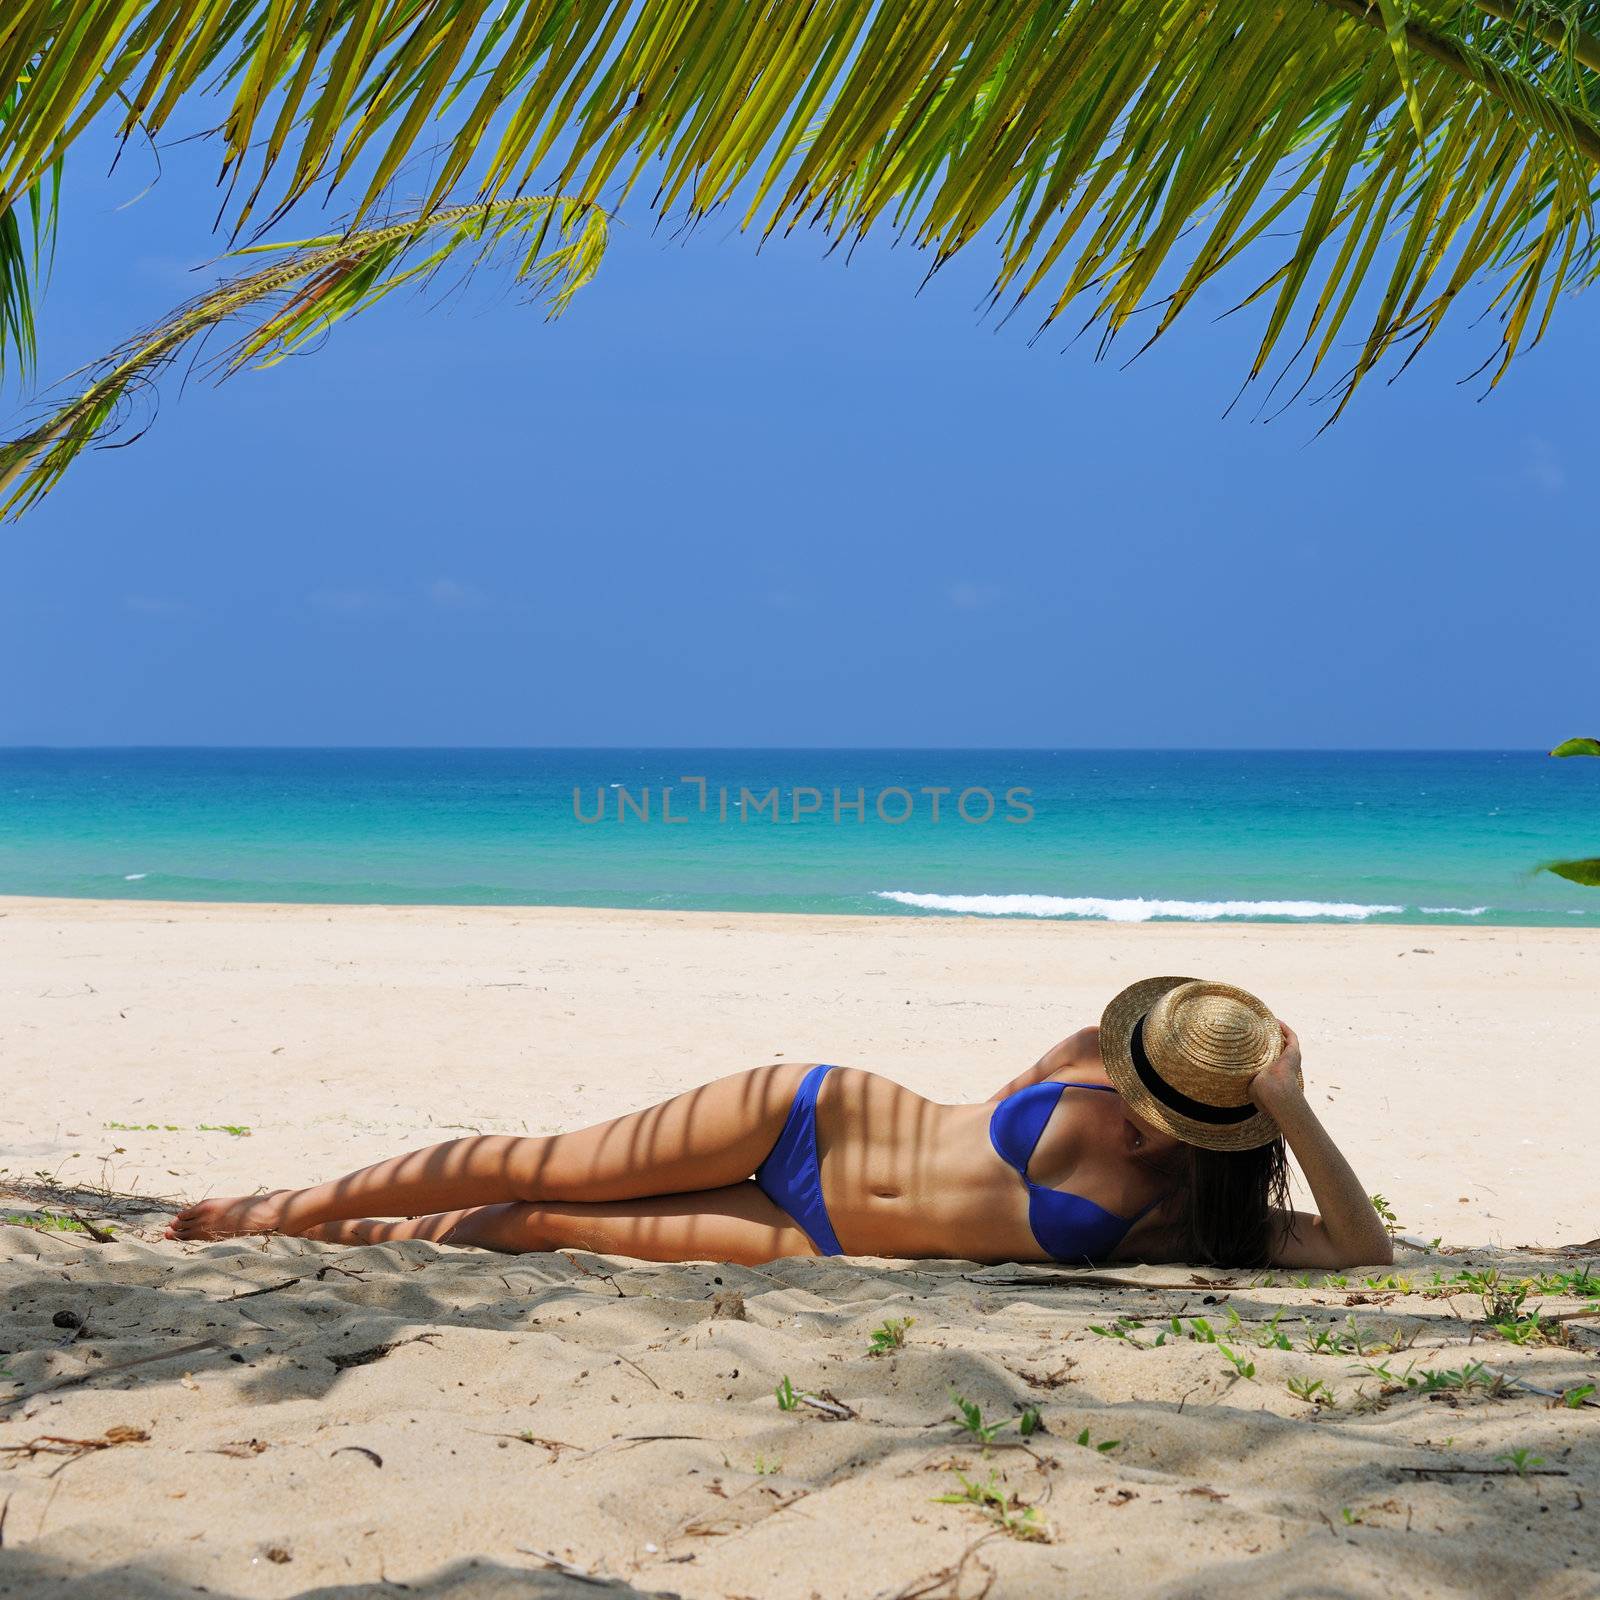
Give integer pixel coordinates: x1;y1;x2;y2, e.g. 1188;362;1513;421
1;120;1595;748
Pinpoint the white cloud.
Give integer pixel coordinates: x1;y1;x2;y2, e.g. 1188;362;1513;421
946;580;1002;610
1525;437;1566;494
425;577;486;609
307;587;389;613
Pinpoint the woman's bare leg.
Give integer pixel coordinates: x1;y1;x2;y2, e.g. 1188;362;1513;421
166;1063;813;1241
299;1180;817;1265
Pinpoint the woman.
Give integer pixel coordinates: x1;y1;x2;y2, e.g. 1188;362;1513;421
166;977;1394;1268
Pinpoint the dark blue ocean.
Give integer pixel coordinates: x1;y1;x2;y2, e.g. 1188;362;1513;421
0;749;1595;925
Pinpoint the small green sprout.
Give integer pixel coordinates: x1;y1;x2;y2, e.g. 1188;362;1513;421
1256;1310;1293;1351
1074;1427;1119;1453
103;1120;251;1136
1217;1344;1256;1382
1497;1447;1545;1476
934;1471;1050;1542
949;1392;1044;1447
775;1375;799;1412
1417;1361;1504;1397
0;1212;113;1237
1287;1377;1334;1406
950;1391;1007;1446
867;1316;913;1356
1088;1316;1144;1342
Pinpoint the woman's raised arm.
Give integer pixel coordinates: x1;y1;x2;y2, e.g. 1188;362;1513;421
986;1026;1101;1104
1251;1026;1394;1269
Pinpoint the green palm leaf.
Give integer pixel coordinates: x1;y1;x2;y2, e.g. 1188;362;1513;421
0;192;607;517
1551;736;1600;756
1;0;1599;477
0;60;60;388
1540;856;1600;884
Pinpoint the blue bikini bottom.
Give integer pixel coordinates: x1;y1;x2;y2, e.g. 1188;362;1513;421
754;1064;844;1255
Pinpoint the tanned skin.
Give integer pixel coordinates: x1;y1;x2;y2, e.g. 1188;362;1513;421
167;1023;1392;1268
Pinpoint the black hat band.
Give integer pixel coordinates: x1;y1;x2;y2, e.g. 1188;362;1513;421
1130;1015;1257;1126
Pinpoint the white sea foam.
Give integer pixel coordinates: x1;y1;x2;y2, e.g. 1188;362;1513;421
874;891;1405;922
1419;905;1487;916
124;873;148;881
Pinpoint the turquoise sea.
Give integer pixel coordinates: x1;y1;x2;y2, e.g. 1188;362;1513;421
0;749;1596;926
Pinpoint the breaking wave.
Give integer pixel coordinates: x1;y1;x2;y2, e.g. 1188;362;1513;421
873;891;1411;921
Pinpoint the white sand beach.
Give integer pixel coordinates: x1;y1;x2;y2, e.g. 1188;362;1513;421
1;898;1596;1598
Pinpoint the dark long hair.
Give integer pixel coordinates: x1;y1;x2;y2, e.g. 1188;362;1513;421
1143;1136;1290;1266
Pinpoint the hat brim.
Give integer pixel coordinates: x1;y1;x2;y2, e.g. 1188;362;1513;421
1099;976;1284;1153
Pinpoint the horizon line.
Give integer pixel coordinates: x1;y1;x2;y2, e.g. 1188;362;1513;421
0;744;1561;756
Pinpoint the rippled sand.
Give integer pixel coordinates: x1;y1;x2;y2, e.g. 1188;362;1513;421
0;898;1595;1596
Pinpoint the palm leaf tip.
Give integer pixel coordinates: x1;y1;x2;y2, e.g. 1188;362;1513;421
0;196;608;520
1550;736;1600;757
1540;856;1600;885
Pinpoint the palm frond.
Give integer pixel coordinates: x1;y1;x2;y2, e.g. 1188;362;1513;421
2;0;1600;422
0;192;607;518
0;60;60;388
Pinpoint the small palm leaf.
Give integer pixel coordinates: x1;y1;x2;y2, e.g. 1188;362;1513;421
0;194;607;518
0;68;60;388
1550;737;1600;757
1540;857;1600;885
1375;0;1428;142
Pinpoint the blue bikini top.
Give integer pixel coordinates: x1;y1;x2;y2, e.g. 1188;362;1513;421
989;1081;1158;1263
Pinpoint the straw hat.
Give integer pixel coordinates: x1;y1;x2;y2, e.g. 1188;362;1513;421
1099;977;1293;1152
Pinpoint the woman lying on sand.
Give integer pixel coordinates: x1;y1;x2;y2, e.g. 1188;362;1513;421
167;977;1394;1268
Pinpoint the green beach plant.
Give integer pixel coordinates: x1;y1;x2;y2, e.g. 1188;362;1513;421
1543;737;1600;887
867;1317;913;1356
1218;1344;1258;1381
8;0;1600;510
1287;1376;1336;1406
948;1391;1043;1447
949;1391;1008;1447
1;1210;112;1236
1074;1427;1120;1453
1478;1274;1566;1345
1418;1360;1506;1396
1363;1273;1416;1291
934;1470;1051;1542
1370;1194;1401;1236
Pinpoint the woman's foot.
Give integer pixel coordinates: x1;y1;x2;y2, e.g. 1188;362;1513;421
300;1209;474;1246
165;1190;293;1241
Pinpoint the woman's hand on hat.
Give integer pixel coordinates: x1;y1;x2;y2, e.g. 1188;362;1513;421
1247;1022;1304;1110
